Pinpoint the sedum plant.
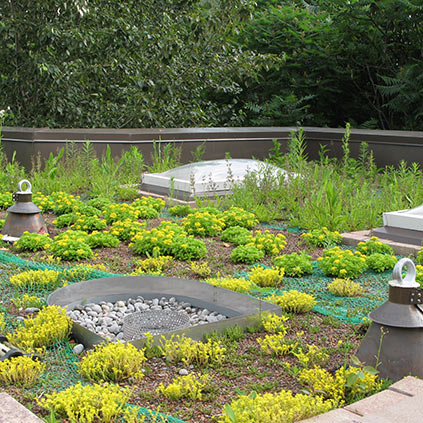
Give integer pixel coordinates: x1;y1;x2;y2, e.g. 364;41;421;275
181;210;225;237
266;290;316;313
366;253;397;273
190;261;212;278
53;212;79;228
230;244;264;264
9;269;61;290
110;219;146;241
171;236;208;261
132;196;165;212
157;373;211;401
205;276;254;293
71;215;107;232
318;247;367;278
219;389;335;423
327;278;364;297
133;255;174;274
220;225;251;245
50;230;93;261
86;231;120;248
0;355;45;387
104;203;139;224
301;227;342;248
222;206;258;229
12;294;46;309
247;230;287;256
356;236;394;256
78;342;146;383
0;313;5;333
14;232;52;252
0;192;13;209
249;266;284;287
261;313;289;334
158;334;226;367
38;382;131;423
8;305;72;351
169;204;193;217
273;252;313;277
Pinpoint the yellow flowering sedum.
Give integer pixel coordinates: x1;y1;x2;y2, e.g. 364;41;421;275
205;276;254;293
0;355;45;387
78;342;146;382
157;373;211;400
8;305;71;351
219;390;336;423
266;290;316;313
38;382;132;423
249;266;284;287
328;278;364;297
261;312;289;334
9;269;61;290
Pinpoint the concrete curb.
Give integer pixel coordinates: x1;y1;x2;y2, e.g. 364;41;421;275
0;392;43;423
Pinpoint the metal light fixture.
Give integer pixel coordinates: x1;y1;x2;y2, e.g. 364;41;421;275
357;258;423;381
1;179;47;242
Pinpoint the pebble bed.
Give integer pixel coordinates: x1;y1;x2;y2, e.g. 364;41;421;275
66;296;228;342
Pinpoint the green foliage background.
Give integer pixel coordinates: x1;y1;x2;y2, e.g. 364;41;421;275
1;0;422;130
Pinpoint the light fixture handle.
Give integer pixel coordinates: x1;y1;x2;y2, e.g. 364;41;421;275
17;179;32;193
391;257;419;288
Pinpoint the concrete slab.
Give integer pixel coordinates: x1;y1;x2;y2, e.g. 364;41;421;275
388;375;423;396
341;230;420;256
344;389;406;416
298;408;364;423
0;392;43;423
362;392;423;423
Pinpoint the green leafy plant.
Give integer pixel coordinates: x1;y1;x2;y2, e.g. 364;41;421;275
50;231;93;261
222;207;258;229
104;203;139;225
53;213;79;228
273;252;313;277
318;247;367;278
157;373;211;401
356;237;394;256
14;232;52;252
132;196;165;212
301;227;342;248
12;294;46;309
220;226;251;245
230;244;265;264
71;215;107;232
109;219;146;241
169;205;193;217
171;236;208;261
181;210;225;237
0;192;13;209
247;230;287;256
366;253;397;273
190;261;212;278
86;231;120;249
205;276;254;293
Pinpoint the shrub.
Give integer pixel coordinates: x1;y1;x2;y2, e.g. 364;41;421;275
78;342;146;383
230;244;265;264
158;334;226;367
247;230;287;256
222;207;258;229
169;204;193;217
220;226;251;245
171;236;208;261
181;210;225;237
273;252;313;277
110;219;146;241
14;232;52;252
205;276;254;293
71;215;107;232
0;355;45;387
9;269;61;290
12;294;46;310
356;236;394;256
266;290;316;313
301;227;342;247
318;247;367;278
86;231;120;248
8;305;71;351
38;382;131;423
157;373;211;401
366;253;397;273
327;279;364;297
249;266;283;287
219;390;335;423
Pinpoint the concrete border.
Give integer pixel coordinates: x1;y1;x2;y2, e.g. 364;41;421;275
47;276;281;349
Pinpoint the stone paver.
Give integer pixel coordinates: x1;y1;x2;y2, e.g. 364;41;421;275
298;408;364;422
344;389;406;416
0;392;43;423
362;392;423;423
388;375;423;396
